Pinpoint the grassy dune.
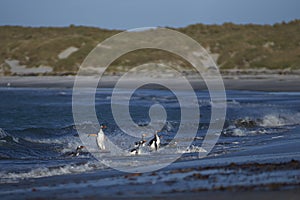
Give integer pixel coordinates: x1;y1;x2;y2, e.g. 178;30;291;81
0;20;299;75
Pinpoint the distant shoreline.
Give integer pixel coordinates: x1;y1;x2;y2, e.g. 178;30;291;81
0;75;300;92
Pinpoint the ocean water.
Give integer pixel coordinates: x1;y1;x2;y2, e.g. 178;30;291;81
0;87;300;186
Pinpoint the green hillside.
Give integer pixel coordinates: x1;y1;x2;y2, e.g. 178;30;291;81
0;20;299;75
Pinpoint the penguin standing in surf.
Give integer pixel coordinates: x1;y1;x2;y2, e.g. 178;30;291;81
130;134;147;155
148;130;161;151
89;125;106;150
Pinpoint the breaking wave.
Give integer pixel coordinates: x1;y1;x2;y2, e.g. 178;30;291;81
223;113;300;137
0;162;106;183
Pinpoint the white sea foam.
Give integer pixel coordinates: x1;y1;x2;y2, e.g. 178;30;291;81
177;145;207;154
0;162;105;183
259;113;300;127
260;114;286;127
224;112;300;137
231;128;246;137
0;128;19;143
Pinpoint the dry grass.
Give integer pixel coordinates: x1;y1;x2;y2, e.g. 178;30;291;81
0;20;299;75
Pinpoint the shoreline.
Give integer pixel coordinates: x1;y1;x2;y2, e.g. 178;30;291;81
0;75;300;92
1;156;300;199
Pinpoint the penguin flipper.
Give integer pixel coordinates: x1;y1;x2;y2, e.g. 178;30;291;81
130;148;138;155
148;138;154;146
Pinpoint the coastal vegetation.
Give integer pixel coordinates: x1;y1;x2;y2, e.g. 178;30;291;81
0;20;299;75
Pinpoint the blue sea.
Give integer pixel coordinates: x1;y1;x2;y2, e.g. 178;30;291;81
0;87;300;198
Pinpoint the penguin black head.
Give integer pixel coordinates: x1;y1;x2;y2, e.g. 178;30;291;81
100;125;107;129
76;145;85;151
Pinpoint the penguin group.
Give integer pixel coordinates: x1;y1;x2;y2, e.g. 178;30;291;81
66;125;106;157
129;134;147;155
70;125;163;156
130;130;162;155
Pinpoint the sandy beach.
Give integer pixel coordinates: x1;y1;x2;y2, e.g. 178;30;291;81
0;75;300;91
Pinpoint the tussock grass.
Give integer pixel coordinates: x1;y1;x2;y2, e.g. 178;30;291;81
1;20;299;75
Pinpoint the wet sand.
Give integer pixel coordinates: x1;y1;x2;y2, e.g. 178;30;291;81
0;75;299;91
1;139;300;199
1;154;299;199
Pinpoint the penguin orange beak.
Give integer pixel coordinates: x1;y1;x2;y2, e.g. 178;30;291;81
102;125;107;129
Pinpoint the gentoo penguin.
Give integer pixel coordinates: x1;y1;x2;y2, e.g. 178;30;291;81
66;145;85;157
148;131;160;151
130;134;147;155
89;125;106;150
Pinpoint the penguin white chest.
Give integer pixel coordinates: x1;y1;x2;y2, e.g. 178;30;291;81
97;130;106;150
